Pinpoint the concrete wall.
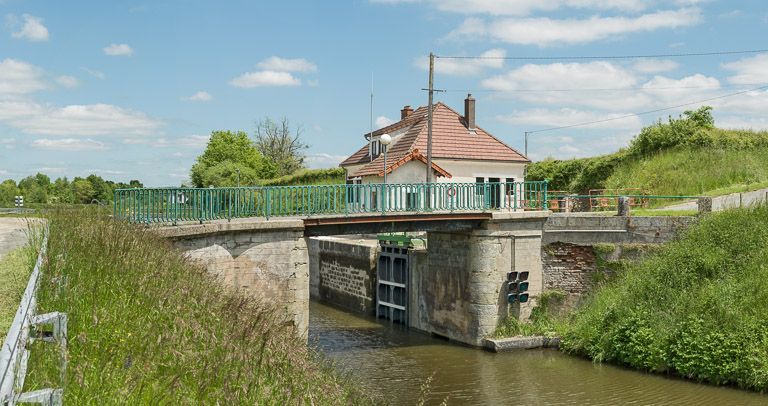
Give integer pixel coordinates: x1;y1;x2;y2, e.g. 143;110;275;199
409;213;548;346
543;214;697;245
308;236;378;314
157;220;310;339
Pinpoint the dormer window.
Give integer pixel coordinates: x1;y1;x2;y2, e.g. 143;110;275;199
371;139;381;157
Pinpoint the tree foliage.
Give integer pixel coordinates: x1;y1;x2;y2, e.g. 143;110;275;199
254;118;308;177
0;173;143;206
190;130;275;187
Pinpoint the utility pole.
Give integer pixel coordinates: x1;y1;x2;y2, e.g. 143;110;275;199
426;52;434;185
524;131;530;157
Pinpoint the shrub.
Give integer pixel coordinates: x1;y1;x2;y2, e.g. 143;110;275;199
560;204;768;391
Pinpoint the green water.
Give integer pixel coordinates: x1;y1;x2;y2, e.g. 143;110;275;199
309;301;768;405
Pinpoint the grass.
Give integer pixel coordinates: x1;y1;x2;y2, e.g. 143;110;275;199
260;167;345;186
604;148;768;199
493;290;566;338
560;204;768;392
0;247;35;341
24;208;371;404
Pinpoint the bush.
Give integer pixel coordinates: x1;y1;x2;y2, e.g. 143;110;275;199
260;168;345;186
560;204;768;391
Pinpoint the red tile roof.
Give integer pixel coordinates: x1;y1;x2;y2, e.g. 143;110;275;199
341;102;529;177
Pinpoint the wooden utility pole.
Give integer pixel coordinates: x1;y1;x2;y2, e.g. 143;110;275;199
426;52;434;184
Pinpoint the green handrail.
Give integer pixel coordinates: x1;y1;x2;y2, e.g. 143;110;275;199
114;181;549;224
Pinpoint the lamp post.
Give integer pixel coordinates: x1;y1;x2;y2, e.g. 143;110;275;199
380;133;392;184
380;133;392;212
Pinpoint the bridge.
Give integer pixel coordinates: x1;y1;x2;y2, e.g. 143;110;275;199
115;181;554;347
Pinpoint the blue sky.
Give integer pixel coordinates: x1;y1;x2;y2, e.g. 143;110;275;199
1;0;767;186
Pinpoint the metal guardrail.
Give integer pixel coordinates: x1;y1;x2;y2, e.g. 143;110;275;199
114;181;549;224
0;230;67;406
547;194;703;213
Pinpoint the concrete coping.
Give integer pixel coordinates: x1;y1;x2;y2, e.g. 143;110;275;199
482;335;561;352
152;217;305;238
491;210;551;221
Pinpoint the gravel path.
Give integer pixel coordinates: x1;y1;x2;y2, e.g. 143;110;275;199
0;218;33;260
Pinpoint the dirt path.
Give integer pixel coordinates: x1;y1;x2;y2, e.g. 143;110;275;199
0;218;33;260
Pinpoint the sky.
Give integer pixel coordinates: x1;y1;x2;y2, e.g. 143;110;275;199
1;0;767;186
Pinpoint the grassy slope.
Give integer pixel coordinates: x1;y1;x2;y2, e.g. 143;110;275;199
260;167;345;186
527;123;768;200
604;148;768;197
0;247;34;340
561;205;768;391
25;209;370;404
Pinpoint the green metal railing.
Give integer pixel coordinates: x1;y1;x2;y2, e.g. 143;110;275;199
114;181;549;224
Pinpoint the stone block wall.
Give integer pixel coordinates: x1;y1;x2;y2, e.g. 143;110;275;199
308;237;378;314
170;226;309;339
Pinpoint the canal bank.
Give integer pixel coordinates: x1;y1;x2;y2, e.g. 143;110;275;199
309;300;768;405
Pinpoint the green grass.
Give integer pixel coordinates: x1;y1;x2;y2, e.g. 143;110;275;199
493;290;566;338
604;148;768;198
560;204;768;392
0;247;35;341
260;167;345;186
24;209;371;404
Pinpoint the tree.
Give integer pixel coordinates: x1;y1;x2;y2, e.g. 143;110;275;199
18;173;51;204
0;179;18;206
254;117;308;177
190;130;275;187
72;178;97;203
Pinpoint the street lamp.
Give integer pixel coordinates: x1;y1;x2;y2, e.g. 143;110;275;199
380;133;392;184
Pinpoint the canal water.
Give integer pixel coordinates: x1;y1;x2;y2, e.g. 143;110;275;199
309;301;768;405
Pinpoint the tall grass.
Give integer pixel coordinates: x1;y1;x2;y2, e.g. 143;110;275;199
561;204;768;391
605;148;768;197
260;168;345;186
25;208;370;403
0;247;35;340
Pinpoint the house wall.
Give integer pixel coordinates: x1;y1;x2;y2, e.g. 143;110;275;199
433;159;526;184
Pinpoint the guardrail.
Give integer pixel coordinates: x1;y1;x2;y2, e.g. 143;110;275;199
0;230;67;406
114;181;549;224
547;194;702;213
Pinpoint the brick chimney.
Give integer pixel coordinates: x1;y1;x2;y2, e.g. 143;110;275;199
401;105;414;120
464;94;475;130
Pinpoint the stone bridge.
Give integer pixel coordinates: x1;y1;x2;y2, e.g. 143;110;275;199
155;211;549;346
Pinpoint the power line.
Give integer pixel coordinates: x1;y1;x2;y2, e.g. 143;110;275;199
525;84;768;134
436;49;768;61
439;83;768;94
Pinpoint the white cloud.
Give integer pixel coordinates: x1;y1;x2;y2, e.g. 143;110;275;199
433;0;650;16
256;56;317;73
482;61;637;94
416;49;505;76
10;14;49;41
103;43;134;56
716;115;768;131
183;91;212;102
81;67;106;80
230;71;301;87
37;167;66;174
0;58;47;97
123;134;208;148
55;75;79;88
305;153;346;168
87;168;124;175
451;8;702;46
0;103;160;136
632;58;679;73
31;138;108;151
722;53;768;84
497;108;643;130
375;116;395;129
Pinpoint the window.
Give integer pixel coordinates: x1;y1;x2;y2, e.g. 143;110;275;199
371;140;380;157
406;192;418;210
506;177;515;196
475;177;485;195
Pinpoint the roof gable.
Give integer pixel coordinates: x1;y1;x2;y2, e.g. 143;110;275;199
341;101;529;176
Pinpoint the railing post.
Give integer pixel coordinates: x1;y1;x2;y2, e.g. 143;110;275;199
265;188;271;220
543;180;549;211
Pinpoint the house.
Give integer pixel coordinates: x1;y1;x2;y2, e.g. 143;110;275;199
339;94;530;209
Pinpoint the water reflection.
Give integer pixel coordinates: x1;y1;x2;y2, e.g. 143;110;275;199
309;301;768;405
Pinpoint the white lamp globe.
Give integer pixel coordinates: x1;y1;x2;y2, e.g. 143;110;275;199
380;133;392;145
